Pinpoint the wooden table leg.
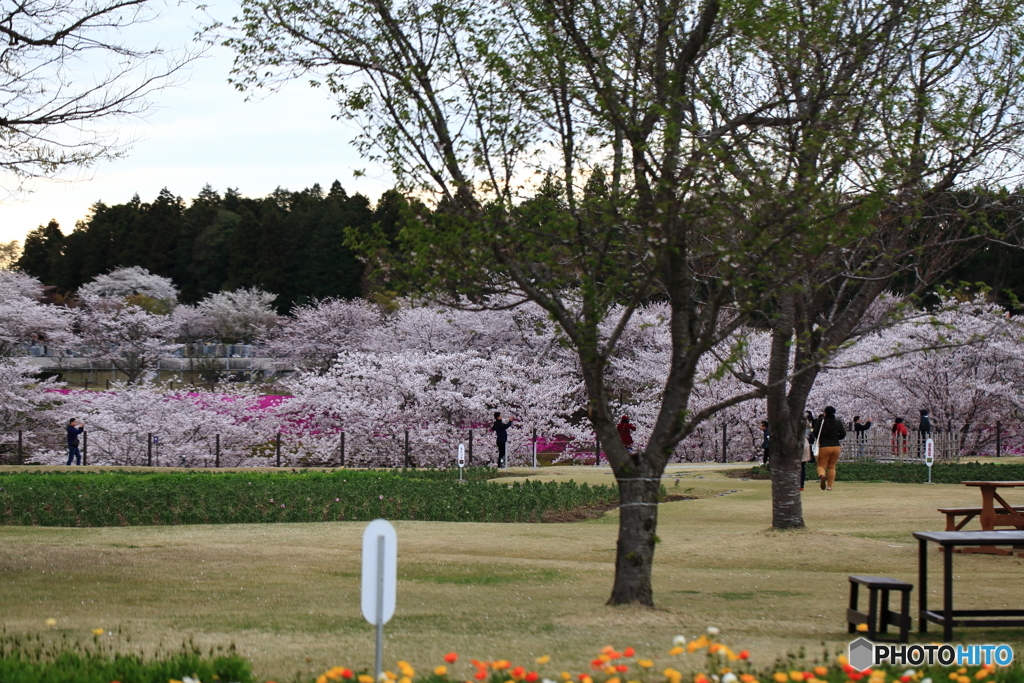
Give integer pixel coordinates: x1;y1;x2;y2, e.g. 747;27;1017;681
980;486;996;530
919;537;928;634
943;544;954;642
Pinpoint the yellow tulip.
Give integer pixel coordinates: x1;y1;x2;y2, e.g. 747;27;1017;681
669;647;684;656
437;667;449;676
536;657;551;665
856;624;869;633
561;673;572;681
773;674;788;683
360;675;375;683
45;618;57;627
638;661;655;669
92;628;104;636
837;656;849;666
318;676;329;683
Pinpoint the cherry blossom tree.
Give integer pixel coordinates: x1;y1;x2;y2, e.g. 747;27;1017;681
813;298;1024;456
40;384;278;466
0;271;74;357
262;298;380;373
78;266;179;305
77;304;179;383
197;287;278;343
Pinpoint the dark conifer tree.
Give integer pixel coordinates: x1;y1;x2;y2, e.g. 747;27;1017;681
17;220;64;285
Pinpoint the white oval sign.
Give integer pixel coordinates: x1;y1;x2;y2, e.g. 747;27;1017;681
458;444;466;467
924;438;934;466
361;519;397;625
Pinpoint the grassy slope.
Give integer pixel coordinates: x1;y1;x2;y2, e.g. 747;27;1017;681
1;466;1022;682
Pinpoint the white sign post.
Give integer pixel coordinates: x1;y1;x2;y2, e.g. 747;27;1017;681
924;438;935;483
457;444;466;481
361;519;397;680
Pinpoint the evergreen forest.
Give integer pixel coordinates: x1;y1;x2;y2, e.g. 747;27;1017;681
15;182;413;311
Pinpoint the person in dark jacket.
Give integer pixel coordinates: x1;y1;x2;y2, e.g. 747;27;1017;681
491;412;513;468
918;408;931;458
853;416;872;458
617;415;637;453
66;418;84;466
812;406;846;491
760;420;770;466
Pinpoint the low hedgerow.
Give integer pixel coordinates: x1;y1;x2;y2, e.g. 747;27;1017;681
742;461;1024;484
0;469;623;526
0;631;253;683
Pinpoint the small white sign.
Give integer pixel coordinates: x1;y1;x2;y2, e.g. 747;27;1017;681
924;438;935;466
361;519;397;625
457;444;466;468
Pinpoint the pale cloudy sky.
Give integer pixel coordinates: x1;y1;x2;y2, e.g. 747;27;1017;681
0;0;393;245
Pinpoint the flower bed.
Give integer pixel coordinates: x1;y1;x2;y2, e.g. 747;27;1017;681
2;628;1019;683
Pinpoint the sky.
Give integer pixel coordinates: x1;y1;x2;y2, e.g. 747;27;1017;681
0;0;393;245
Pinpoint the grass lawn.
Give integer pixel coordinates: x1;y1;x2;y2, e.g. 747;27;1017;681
1;465;1023;682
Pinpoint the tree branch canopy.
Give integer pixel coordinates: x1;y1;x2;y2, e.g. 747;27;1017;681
0;0;197;187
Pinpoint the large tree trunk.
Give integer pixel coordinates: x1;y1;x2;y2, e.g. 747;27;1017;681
769;424;806;528
608;470;661;605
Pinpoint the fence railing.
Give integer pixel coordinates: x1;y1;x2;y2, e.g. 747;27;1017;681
14;343;262;358
838;430;961;463
0;428;546;469
0;426;971;468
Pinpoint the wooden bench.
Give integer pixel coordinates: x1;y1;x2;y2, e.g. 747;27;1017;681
938;506;1024;532
848;575;912;643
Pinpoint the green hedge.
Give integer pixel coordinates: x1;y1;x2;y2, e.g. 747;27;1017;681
0;469;621;526
746;461;1024;483
0;633;253;683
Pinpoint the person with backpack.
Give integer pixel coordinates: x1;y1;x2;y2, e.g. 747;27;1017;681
812;406;846;491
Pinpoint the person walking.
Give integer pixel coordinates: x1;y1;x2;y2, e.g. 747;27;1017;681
853;416;872;458
490;412;513;468
66;418;84;466
812;406;846;491
800;412;816;490
617;415;637;453
759;420;770;466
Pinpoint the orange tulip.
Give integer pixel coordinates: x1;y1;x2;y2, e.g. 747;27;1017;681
446;654;459;665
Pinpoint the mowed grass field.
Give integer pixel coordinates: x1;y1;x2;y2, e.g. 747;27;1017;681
2;464;1023;682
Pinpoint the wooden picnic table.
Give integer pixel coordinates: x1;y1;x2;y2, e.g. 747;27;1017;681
943;482;1024;555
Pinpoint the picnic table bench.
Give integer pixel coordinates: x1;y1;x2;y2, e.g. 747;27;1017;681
940;482;1024;554
938;506;1024;532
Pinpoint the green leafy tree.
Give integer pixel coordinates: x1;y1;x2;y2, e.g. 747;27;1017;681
223;0;968;606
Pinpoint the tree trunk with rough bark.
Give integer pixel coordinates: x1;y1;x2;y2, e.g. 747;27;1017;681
608;472;662;605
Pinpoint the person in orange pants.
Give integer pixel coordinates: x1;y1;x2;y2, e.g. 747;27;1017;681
811;406;846;490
